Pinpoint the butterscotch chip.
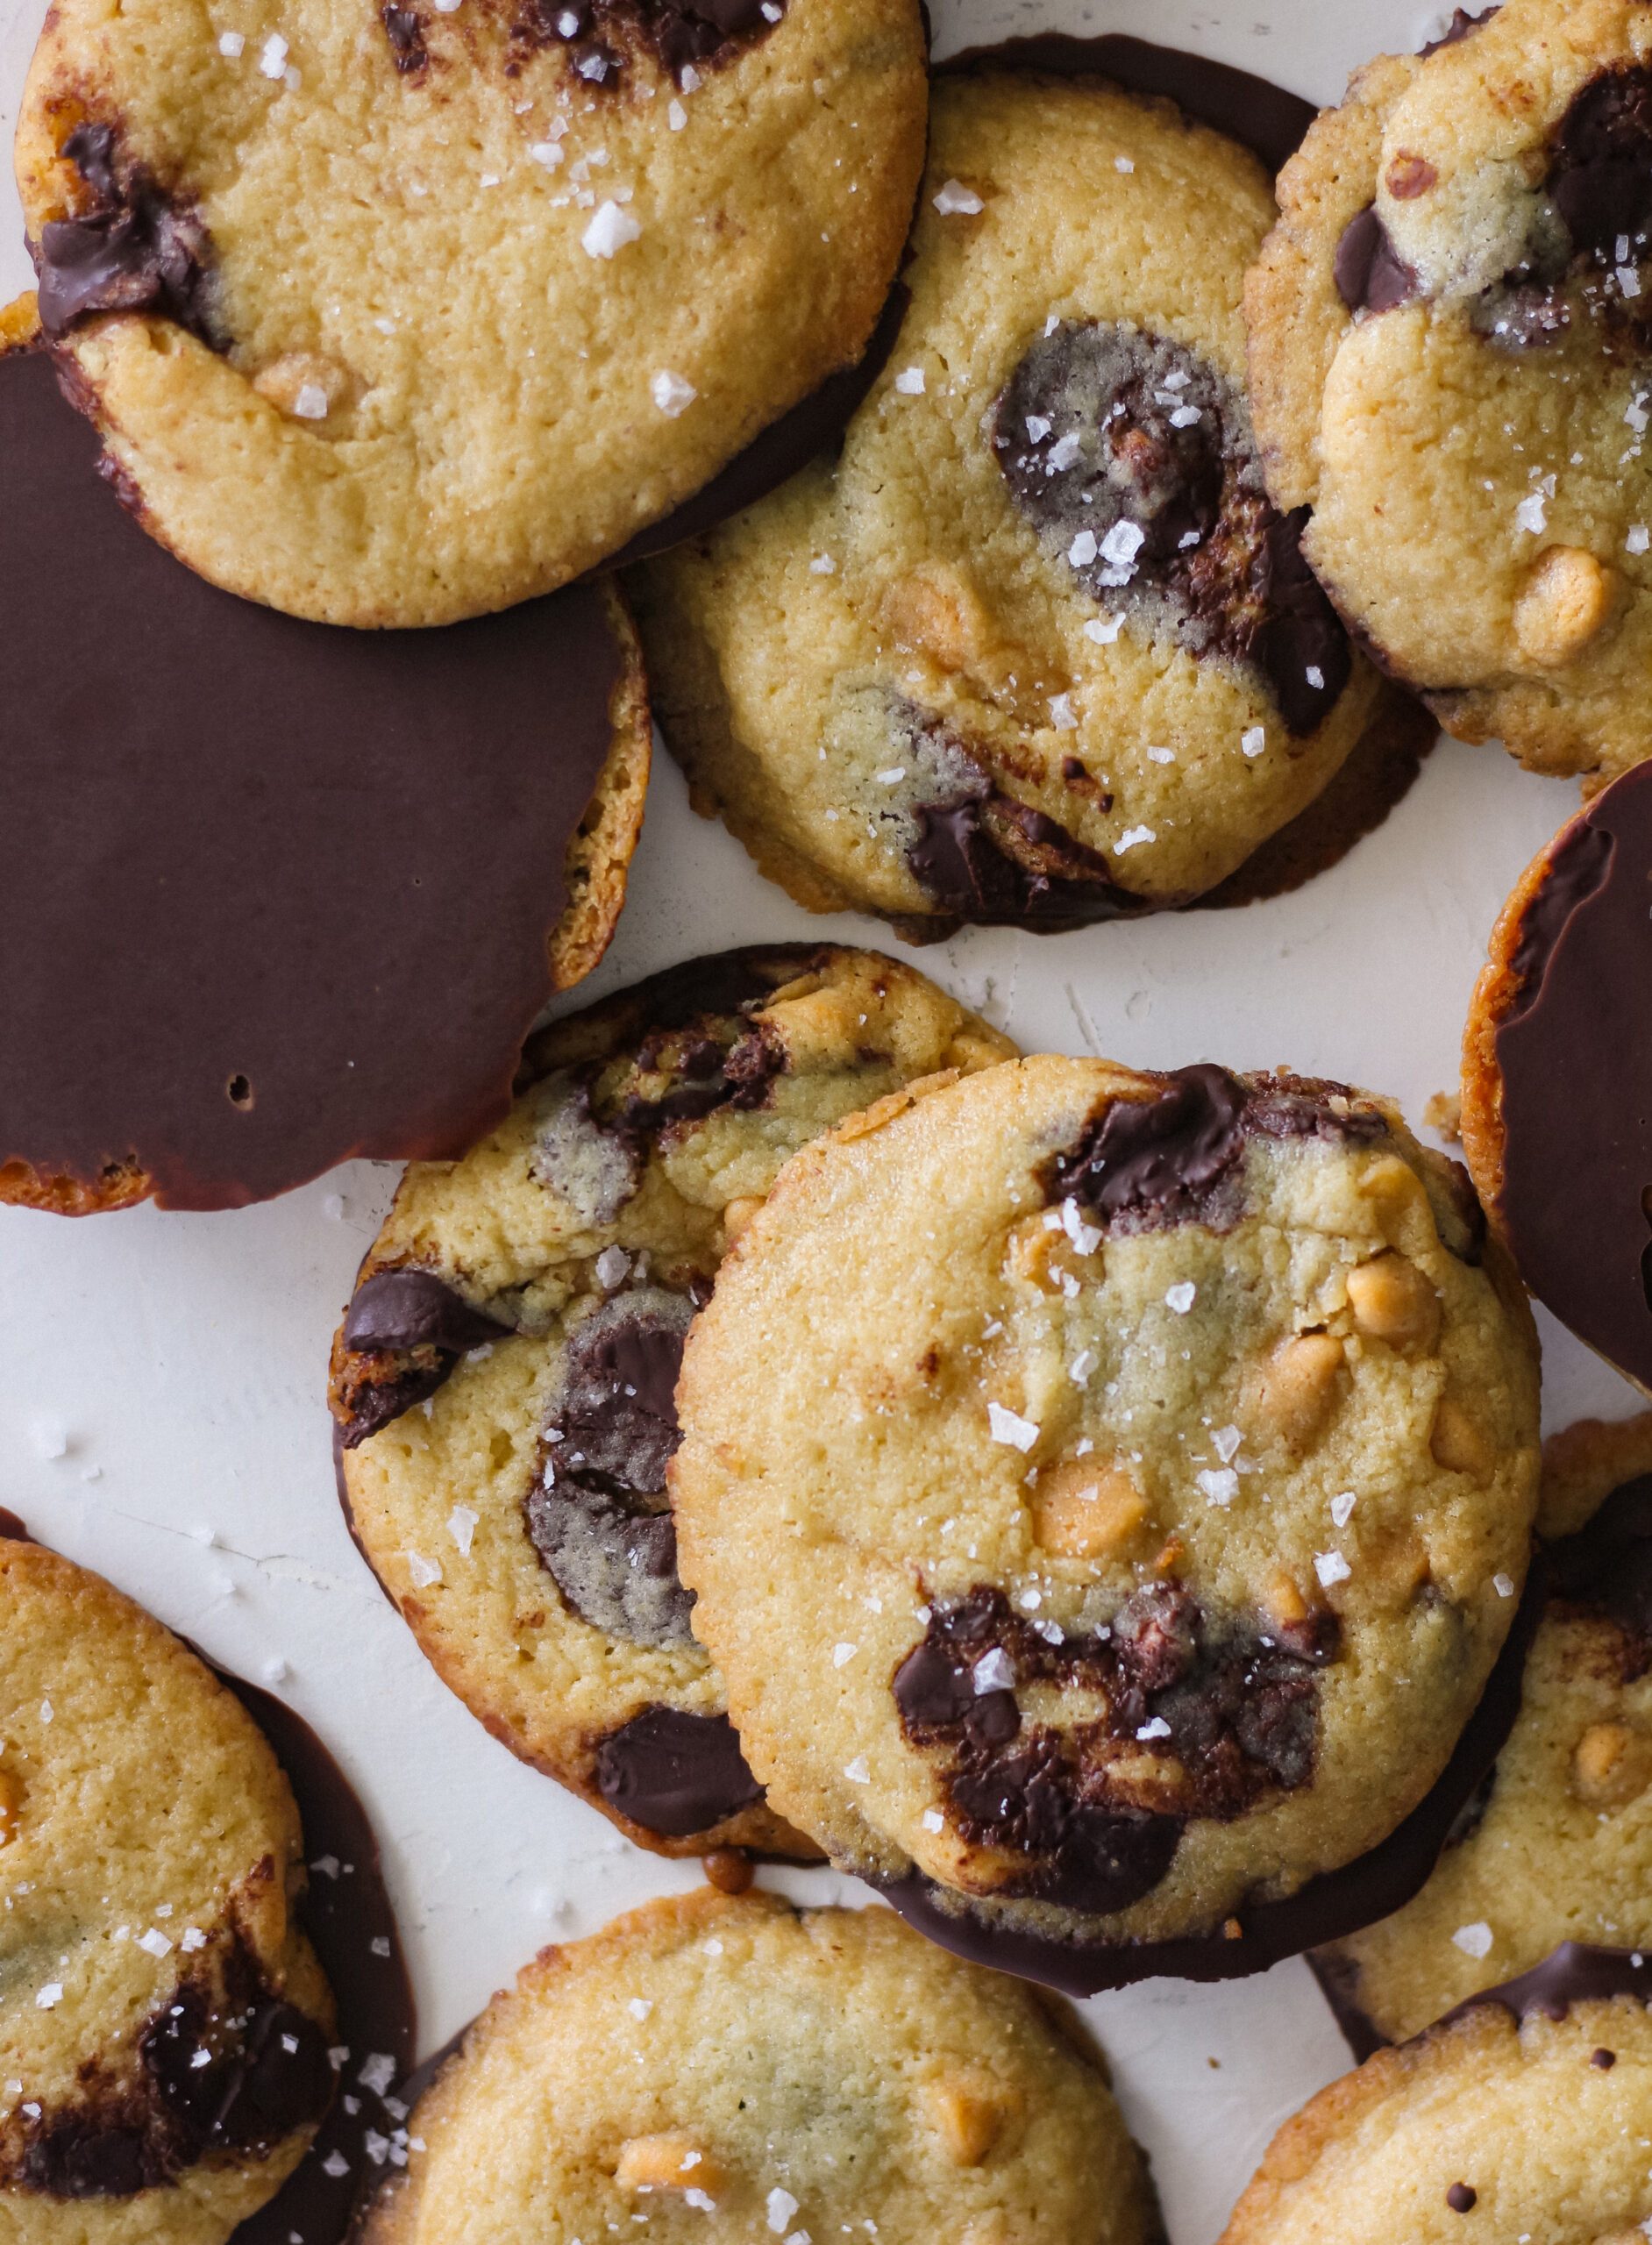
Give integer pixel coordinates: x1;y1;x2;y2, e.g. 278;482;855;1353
1513;546;1620;668
1250;1333;1347;1450
0;1766;20;1848
1430;1397;1495;1482
1031;1462;1150;1559
357;1892;1157;2245
1345;1253;1442;1352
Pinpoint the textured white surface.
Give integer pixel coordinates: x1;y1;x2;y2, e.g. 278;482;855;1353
0;1;1641;2234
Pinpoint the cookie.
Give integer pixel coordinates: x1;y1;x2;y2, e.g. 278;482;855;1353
0;325;649;1215
328;946;1015;1857
358;1888;1162;2245
14;0;927;625
632;57;1407;938
670;1056;1543;1988
0;1532;337;2243
1222;1944;1652;2241
1459;756;1652;1393
1314;1415;1652;2053
1247;0;1652;787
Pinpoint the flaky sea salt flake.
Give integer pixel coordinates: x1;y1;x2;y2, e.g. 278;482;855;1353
933;178;984;215
987;1401;1038;1451
582;201;641;259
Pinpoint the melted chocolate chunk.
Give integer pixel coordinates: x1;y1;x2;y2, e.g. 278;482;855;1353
381;4;430;69
1547;1472;1652;1676
908;792;1140;931
1;351;625;1213
595;1707;763;1836
894;1585;1339;1912
1492;764;1652;1390
514;0;784;89
1334;204;1420;315
993;325;1349;735
888;1567;1543;1997
1419;5;1498;56
335;1271;515;1449
1445;2183;1478;2213
1549;67;1652;266
13;1937;333;2201
530;1289;698;1646
1046;1064;1250;1234
34;124;219;346
531;1075;643;1225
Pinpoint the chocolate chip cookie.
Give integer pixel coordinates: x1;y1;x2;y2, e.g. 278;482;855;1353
1460;756;1652;1393
358;1888;1161;2245
632;61;1405;937
0;1532;336;2241
1315;1413;1652;2052
329;946;1015;1856
671;1056;1543;1987
1248;0;1652;786
14;0;926;624
0;325;651;1216
1223;1943;1652;2241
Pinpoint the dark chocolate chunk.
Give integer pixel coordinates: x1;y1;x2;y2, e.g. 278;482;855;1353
595;1707;763;1836
34;124;219;346
1333;204;1421;315
343;1270;513;1357
0;350;625;1213
1492;763;1652;1390
1046;1063;1250;1235
993;324;1349;734
934;34;1314;175
884;1566;1542;1997
1548;67;1652;266
893;1582;1339;1912
1546;1472;1652;1675
544;1288;694;1497
381;4;429;70
516;0;784;87
907;789;1141;931
18;2117;156;2199
1592;2045;1618;2067
1446;2184;1478;2213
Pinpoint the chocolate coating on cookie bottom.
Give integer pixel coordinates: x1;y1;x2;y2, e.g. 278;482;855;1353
878;1566;1542;1995
1489;762;1652;1392
0;346;623;1212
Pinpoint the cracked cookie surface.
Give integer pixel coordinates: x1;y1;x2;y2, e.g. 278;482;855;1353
670;1056;1542;1971
15;0;925;623
1247;0;1652;784
632;66;1395;937
329;946;1014;1856
0;1536;334;2245
358;1889;1160;2245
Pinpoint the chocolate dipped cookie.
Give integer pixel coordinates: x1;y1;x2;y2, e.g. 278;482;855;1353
670;1056;1543;1988
633;57;1416;937
15;0;928;624
0;1532;338;2244
0;326;650;1215
1460;757;1652;1393
358;1890;1162;2245
1248;0;1652;785
329;947;1014;1857
1223;1943;1652;2241
1315;1414;1652;2052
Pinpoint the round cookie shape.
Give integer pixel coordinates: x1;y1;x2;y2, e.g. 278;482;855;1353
632;62;1403;938
0;330;650;1215
0;1535;336;2244
1246;0;1652;785
13;0;928;625
1460;757;1652;1394
1314;1414;1652;2050
1221;1943;1652;2242
670;1056;1543;1985
357;1889;1161;2245
328;946;1015;1857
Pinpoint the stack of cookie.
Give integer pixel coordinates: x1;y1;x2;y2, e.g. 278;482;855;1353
8;0;1652;2237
